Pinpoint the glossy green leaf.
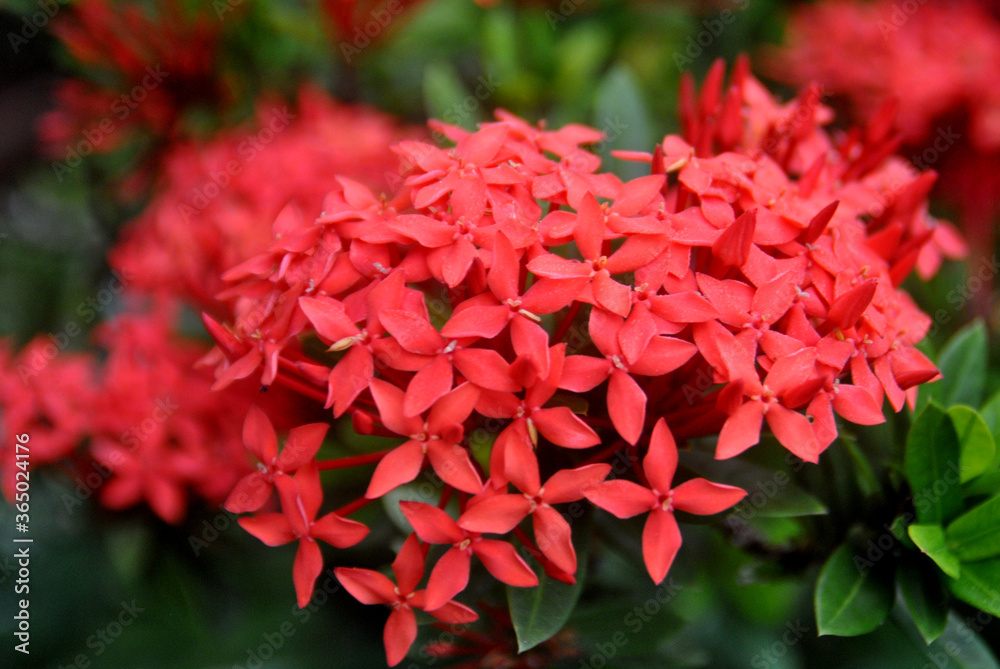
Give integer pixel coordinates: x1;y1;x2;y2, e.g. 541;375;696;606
931;320;987;408
897;559;948;644
948;406;996;483
815;543;894;636
945;494;1000;562
508;512;591;652
904;403;963;525
908;524;961;579
946;559;1000;618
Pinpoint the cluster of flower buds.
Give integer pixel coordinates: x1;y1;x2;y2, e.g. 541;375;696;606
207;59;951;665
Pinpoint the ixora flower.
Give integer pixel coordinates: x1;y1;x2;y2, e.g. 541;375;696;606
210;59;948;665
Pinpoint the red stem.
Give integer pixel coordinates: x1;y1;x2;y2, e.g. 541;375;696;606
551;300;583;346
316;449;394;471
438;486;453;510
272;369;328;404
334;496;376;518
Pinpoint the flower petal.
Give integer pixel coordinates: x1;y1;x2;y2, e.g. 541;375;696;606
458;494;532;534
672;479;746;515
585;480;657;518
642;508;681;584
424;547;471;611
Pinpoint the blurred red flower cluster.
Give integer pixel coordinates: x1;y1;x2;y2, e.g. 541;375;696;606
110;86;424;312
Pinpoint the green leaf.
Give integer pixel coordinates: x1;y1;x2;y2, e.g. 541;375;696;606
815;543;894;636
964;471;1000;499
904;403;963;525
888;514;917;551
930;612;1000;669
947;406;996;483
979;389;1000;470
908;524;961;579
507;511;591;652
842;433;882;501
897;559;948;644
945;494;1000;562
931;320;987;408
592;64;654;181
946;559;1000;617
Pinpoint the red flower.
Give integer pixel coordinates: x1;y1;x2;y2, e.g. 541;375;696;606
365;380;483;498
224;406;327;513
336;534;479;667
240;461;369;607
459;449;610;575
559;309;697;445
585;419;745;583
400;501;538;610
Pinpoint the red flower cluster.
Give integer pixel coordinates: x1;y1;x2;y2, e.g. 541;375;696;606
110;87;423;311
39;0;227;166
209;61;948;665
0;298;265;523
768;0;991;281
770;0;1000;151
0;339;95;499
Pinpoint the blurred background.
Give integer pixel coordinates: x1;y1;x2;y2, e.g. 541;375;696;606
1;0;998;667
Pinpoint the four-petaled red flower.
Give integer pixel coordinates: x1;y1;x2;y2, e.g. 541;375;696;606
459;449;611;576
585;419;746;583
336;534;479;666
240;461;369;607
225;405;327;513
400;501;538;610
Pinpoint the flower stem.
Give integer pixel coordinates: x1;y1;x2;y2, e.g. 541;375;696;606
316;449;393;471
